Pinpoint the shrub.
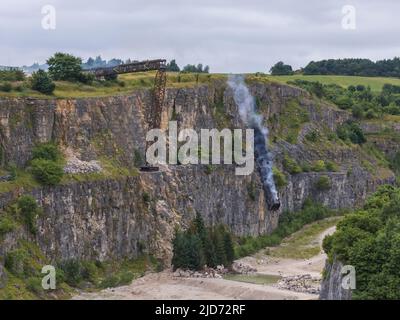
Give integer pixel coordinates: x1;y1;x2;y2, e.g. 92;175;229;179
0;69;25;81
60;260;85;286
325;160;338;172
305;130;319;142
30;159;64;185
8;163;17;181
142;192;151;203
17;195;42;235
315;176;331;190
32;142;61;161
30;70;55;95
99;275;120;288
26;277;44;294
247;181;256;201
273;167;287;188
283;155;302;174
0;82;12;92
311;160;326;172
0;215;17;236
336;121;366;145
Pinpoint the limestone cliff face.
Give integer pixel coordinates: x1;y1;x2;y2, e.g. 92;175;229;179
320;258;352;300
0;80;395;263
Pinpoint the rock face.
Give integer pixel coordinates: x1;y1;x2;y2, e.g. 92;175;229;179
0;263;7;289
0;80;395;264
320;259;352;300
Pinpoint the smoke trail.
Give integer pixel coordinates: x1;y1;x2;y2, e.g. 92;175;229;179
227;75;280;210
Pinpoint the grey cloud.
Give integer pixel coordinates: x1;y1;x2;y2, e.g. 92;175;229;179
0;0;400;72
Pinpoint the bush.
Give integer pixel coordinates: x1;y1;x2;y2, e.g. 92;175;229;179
315;176;331;190
0;215;17;236
26;277;44;294
17;195;42;235
311;160;326;172
325;160;338;172
32;142;61;161
0;69;25;81
283;155;302;174
30;159;64;185
336;121;366;145
99;275;120;288
305;130;319;142
30;70;55;95
0;82;12;92
273;167;287;188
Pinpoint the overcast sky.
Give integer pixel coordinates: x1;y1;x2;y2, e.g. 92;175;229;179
0;0;399;72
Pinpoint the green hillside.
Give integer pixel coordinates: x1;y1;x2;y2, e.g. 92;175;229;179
265;75;400;92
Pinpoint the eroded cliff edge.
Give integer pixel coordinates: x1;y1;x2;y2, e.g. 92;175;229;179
0;80;395;264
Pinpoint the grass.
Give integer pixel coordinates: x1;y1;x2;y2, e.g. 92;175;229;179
263;75;400;93
0;72;227;99
61;157;139;185
0;169;39;194
268;217;342;260
1;72;400;98
271;98;309;143
223;273;281;285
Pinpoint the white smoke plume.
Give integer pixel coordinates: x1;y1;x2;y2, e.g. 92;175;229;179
227;74;280;210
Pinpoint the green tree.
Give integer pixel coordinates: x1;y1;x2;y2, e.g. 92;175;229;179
270;61;294;75
47;52;83;82
30;70;55;95
166;59;180;72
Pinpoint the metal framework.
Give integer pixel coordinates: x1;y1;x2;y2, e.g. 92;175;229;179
84;59;166;79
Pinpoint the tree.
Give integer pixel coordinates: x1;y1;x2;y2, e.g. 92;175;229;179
270;61;294;75
47;52;83;82
166;59;180;72
30;70;55;95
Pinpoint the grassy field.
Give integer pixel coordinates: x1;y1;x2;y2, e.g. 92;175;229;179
264;74;400;92
0;72;227;99
1;72;399;98
267;217;342;260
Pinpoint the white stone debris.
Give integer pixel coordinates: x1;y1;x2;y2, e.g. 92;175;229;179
172;265;229;279
231;262;257;274
276;274;321;295
64;157;102;174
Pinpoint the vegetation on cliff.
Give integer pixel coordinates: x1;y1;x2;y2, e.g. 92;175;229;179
235;199;339;258
323;185;400;299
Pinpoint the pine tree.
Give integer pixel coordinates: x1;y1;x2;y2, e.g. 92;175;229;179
223;231;235;265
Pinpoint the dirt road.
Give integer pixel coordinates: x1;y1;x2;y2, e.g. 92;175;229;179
73;224;336;300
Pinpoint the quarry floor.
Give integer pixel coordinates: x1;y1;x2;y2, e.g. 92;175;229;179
73;223;336;300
